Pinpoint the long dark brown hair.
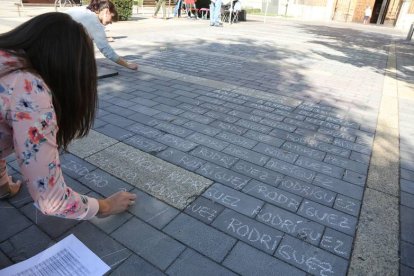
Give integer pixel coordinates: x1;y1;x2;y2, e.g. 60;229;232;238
87;0;119;22
0;12;97;149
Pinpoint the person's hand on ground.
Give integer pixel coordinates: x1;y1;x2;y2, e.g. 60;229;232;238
97;191;136;218
107;36;115;42
126;62;138;70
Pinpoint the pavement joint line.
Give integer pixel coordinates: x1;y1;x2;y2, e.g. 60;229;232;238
348;42;400;275
138;65;303;108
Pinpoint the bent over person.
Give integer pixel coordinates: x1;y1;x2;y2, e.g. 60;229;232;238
0;13;136;219
66;0;138;70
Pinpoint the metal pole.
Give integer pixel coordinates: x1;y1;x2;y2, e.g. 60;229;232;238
264;0;269;23
229;0;233;24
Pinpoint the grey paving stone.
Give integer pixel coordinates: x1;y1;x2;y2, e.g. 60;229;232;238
157;148;205;171
326;117;360;129
244;102;273;112
333;138;371;155
257;204;324;245
112;217;185;270
343;170;366;186
401;241;414;268
96;108;110;118
295;128;334;144
130;98;158;107
123;135;167;153
86;143;212;210
401;265;414;276
153;112;185;124
282;141;326;161
167;248;237;276
224;144;269;166
203;183;264;217
154;122;193;137
284;118;318;130
225;102;255;113
401;192;414;209
212;209;283;254
0;201;31;243
60;153;97;180
244;130;284;147
334;194;361;217
187;132;229;151
153;96;181;107
111;97;136;108
191;146;238;168
126;122;164;139
94;124;134;141
177;103;207;114
298;200;357;236
251;109;284;121
268;120;298;132
100;113;135;128
200;102;232;113
401;179;414;195
156;134;197;152
318;128;356;142
228;110;262;122
275;235;348;276
163;213;236;262
402;168;414;182
265;158;316;183
7;174;33;208
324;154;368;174
183;121;221;136
233;160;284;187
295;156;344;179
184;196;224;224
0;250;11;269
279;177;336;207
0;225;52;263
197;163;250;190
313;174;364;200
176;96;202;106
128;189;180;229
210;121;248;135
236;119;272;134
197;95;226;105
104;104;136;117
60;222;132;268
253;143;298;164
320;228;353;259
67;130;118;158
401;206;414;244
223;242;305;276
401;159;414;172
181;111;215;124
109;254;165;276
19;204;79;238
153;104;184;115
305;117;340;130
129;112;160;126
242;181;302;212
60;174;89;195
215;131;257;149
78;168;134;197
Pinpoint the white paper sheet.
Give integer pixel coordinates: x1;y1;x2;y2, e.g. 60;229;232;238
0;234;110;276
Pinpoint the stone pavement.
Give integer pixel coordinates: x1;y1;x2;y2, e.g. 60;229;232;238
0;8;413;276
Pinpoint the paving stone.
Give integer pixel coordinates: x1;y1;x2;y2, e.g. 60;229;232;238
305;117;340;130
203;183;264;217
154;112;185;124
94;124;134;141
86;143;212;210
197;163;250;190
183;121;221;136
295;156;344;179
216;131;258;149
343;170;366;186
297;200;357;236
401;265;414;276
233;160;284;187
163;213;236;262
401;206;414;244
181;111;215;124
130;98;158;107
127;189;180;229
154;122;193;137
236;119;272;134
223;242;305;276
126;122;164;139
279;177;336;207
401;179;414;195
318;128;356;142
67;130;118;158
295;128;334;144
275;235;348;276
225;102;254;113
60;153;97;180
153;104;184;115
402;168;414;182
157;148;205;171
244;102;273;112
0;225;52;263
176;97;203;107
320;228;353;259
20;204;79;238
100;113;135;128
284;118;318;130
190;146;238;168
313;174;364;200
200;102;232;113
153;96;181;107
156;134;197;152
253;143;298;163
265;158;316;183
78;168;134;197
61;174;90;195
243;130;284;147
197;95;226;105
109;254;165;276
60;222;132;268
401;241;414;268
282;141;326;161
0;201;31;243
326;117;360;129
96;108;110;118
0;250;11;269
224;144;269;166
110;97;136;108
187;132;229;151
7;174;33;208
242;180;302;212
212;209;283;254
184;196;224;224
333;138;371;155
167;248;237;276
123;135;167;153
210;121;248;135
268;120;297;132
104;105;136;117
257;203;324;245
228;110;262;122
333;194;361;217
324;154;368;174
401;191;414;208
129;112;160;126
251;109;284;121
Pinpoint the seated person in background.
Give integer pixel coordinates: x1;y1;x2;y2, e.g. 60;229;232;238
0;13;136;219
65;0;138;70
185;0;199;19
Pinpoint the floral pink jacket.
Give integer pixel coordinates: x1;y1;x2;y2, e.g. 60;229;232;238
0;50;98;220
